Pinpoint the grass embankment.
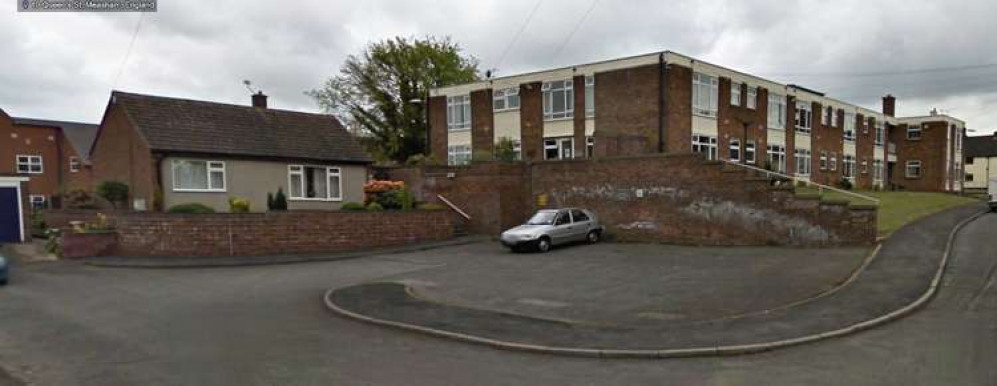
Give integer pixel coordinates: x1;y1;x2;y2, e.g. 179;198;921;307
795;188;980;236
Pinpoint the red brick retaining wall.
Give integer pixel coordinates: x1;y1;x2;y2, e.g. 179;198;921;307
46;210;454;257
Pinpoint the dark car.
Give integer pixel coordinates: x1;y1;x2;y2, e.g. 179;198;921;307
500;208;604;252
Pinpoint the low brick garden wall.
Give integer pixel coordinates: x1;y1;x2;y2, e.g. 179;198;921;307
47;210;455;258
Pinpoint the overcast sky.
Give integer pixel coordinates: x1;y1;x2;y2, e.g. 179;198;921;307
2;0;996;134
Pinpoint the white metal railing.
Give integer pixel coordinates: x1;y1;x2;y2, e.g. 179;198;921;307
437;194;472;220
719;159;880;205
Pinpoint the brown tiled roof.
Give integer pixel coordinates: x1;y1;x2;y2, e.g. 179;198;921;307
111;91;371;163
964;134;997;158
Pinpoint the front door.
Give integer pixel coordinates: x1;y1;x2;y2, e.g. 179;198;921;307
0;188;22;243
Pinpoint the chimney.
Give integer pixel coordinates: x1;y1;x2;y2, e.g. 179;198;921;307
252;91;268;109
882;94;895;117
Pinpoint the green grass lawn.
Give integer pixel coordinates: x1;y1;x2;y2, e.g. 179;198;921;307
795;187;980;236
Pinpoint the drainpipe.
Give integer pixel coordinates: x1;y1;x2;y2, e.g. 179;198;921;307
658;52;666;153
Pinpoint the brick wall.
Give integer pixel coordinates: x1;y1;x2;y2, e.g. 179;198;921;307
0;123;62;200
573;75;587;158
663;63;692;153
597;64;661;155
520;82;543;162
387;154;877;246
855;115;875;189
384;163;531;235
48;210;454;257
895;121;947;191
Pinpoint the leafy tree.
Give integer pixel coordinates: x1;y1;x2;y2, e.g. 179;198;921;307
308;36;480;163
96;181;129;209
494;137;519;162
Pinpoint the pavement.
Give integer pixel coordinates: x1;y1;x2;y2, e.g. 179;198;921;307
0;203;993;384
328;204;985;353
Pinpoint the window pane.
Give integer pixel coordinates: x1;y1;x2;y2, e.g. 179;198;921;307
210;171;224;190
553;90;565;114
328;170;341;199
175;160;208;189
290;173;303;198
308;167;328;198
508;94;520;108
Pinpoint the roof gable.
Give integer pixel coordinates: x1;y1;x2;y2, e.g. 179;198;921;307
110;91;371;164
11;117;99;161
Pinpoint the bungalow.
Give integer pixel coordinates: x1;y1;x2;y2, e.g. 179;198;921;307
89;91;372;212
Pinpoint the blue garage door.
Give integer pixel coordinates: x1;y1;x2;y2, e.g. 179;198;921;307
0;187;22;243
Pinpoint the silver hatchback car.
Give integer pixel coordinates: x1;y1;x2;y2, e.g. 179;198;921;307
500;208;604;252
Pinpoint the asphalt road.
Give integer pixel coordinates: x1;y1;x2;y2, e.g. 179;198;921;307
0;212;994;385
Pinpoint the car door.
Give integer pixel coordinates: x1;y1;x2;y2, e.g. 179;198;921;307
550;211;573;245
569;209;592;241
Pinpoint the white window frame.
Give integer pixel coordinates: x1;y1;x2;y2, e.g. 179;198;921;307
843;155;856;179
745;140;757;164
728;138;741;162
447;144;472;166
767;94;786;130
171;160;226;192
287;165;343;201
843;113;856;142
585;76;595;118
29;195;47;210
543;137;575;160
493;88;520;112
830;152;838;171
795;101;812;134
905;160;922;178
767;145;787;173
873;159;884;181
822;106;831;126
795;149;812;176
731;82;742;107
691;134;718;160
16;155;43;174
875;122;885;146
819;151;828;170
692;73;719;118
907;124;922;140
447;95;472;132
69;156;81;173
542;80;574;121
860;159;869;175
586;136;594;158
746;87;757;110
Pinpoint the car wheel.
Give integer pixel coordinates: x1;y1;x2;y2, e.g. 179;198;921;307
536;237;551;253
587;230;600;243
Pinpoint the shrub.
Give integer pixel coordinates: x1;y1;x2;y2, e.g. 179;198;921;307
375;188;414;210
167;203;216;214
271;188;288;211
405;154;442;166
29;209;47;238
366;202;384;212
340;202;366;211
228;197;251;213
96;181;129;209
838;178;854;191
494;137;520;162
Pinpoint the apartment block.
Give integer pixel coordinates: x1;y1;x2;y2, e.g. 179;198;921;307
429;51;965;192
0;108;98;209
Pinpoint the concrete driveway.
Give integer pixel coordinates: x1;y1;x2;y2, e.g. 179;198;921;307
0;211;994;385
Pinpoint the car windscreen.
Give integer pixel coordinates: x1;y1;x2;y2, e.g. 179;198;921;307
526;212;558;225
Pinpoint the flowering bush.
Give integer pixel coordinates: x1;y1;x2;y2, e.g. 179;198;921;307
363;180;405;194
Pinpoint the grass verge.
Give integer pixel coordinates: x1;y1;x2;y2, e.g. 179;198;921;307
795;188;980;236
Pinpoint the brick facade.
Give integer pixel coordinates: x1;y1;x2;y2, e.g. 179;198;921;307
663;63;692;154
573;75;587;158
429;96;448;164
519;82;543;162
470;89;494;158
894;121;949;191
49;210;454;257
596;64;662;156
0;114;93;205
90;104;157;209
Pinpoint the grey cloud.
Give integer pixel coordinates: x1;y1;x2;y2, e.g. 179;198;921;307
1;0;995;134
